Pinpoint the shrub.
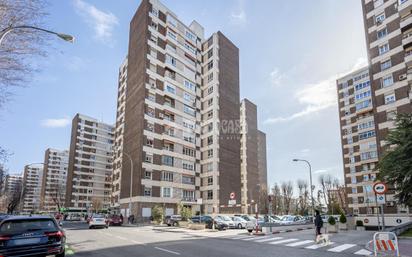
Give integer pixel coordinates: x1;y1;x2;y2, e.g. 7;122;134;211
151;205;163;224
328;216;336;225
339;213;347;224
180;206;192;221
356;220;364;227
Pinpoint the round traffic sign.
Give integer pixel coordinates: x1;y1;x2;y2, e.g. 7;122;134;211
230;192;235;200
364;218;369;224
396;219;402;224
373;182;387;194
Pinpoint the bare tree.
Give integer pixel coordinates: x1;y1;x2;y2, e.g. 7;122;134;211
6;181;25;214
281;181;294;214
271;183;282;215
258;185;268;214
49;182;65;212
0;0;50;109
91;197;103;213
297;179;309;215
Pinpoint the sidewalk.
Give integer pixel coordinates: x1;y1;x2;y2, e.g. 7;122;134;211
399;238;412;257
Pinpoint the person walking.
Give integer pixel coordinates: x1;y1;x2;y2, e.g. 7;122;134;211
314;210;323;236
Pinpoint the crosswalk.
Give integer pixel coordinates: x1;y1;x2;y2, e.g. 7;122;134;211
224;235;372;255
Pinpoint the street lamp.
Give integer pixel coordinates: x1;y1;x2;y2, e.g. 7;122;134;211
0;25;75;46
120;151;134;219
293;159;315;220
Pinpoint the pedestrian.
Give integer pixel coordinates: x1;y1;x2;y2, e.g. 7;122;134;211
314;210;323;236
120;213;124;223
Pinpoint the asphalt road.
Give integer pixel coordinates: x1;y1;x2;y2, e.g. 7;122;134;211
62;222;375;257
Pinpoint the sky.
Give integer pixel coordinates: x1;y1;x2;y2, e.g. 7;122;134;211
0;0;368;191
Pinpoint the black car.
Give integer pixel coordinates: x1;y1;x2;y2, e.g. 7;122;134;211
0;215;66;257
191;216;227;231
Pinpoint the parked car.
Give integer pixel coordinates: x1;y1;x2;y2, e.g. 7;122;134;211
0;214;10;223
205;219;227;231
89;214;108;229
231;216;247;229
191;215;213;224
215;216;235;229
0;215;66;257
164;215;182;226
108;215;123;226
66;214;82;221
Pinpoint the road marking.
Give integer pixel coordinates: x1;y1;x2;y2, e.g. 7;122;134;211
269;238;298;245
242;235;271;241
131;240;145;245
231;236;253;240
286;240;314;247
255;237;283;243
354;249;372;255
305;242;334;249
115;235;128;241
154;247;181;255
327;244;356;252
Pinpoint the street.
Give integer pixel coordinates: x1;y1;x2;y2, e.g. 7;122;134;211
63;222;376;257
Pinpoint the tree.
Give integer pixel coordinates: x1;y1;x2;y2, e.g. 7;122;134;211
281;181;293;214
6;181;25;214
258;186;269;214
90;197;103;213
151;205;163;224
377;114;412;206
0;0;50;109
296;179;309;215
50;182;65;212
270;183;282;214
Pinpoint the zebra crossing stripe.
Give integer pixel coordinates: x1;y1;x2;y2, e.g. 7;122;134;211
269;238;298;245
255;237;283;243
243;235;272;241
285;240;314;247
305;242;334;249
231;236;252;240
327;244;356;252
354;249;372;255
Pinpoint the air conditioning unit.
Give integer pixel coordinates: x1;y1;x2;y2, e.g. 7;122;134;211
159;113;164;118
386;201;395;207
151;84;156;89
376;20;382;26
399;74;407;81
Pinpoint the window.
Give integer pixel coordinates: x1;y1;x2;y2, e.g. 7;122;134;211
350;166;356;173
207;123;213;132
166;84;176;94
377;28;387;39
385;94;396;104
355;90;371;101
150;35;157;44
356;99;371;110
351;176;357;184
183;132;195;143
163;143;174;151
355;81;370;91
151;7;159;17
166;44;176;53
184;43;197;55
183;147;195;157
144;187;152;196
207;149;213;158
374;0;383;8
381;59;391;70
207;176;213;186
207;73;213;83
207;110;213;119
184;80;196;92
378;44;389;55
375;12;385;24
207;86;213;95
162;187;171;198
183;105;196;116
359;130;376;140
207;61;213;70
165;127;175;136
350;156;355;163
183;92;195;103
166;55;177;66
146;138;153;147
183;190;195;199
145;153;153;163
206;162;213;172
358;120;374;130
185;30;196;41
183;119;195;130
167;15;177;27
167;30;177;40
361;151;378;161
207;190;213;200
144;170;152;179
182;176;194;185
150;21;158;30
207;135;213;145
147;93;156;102
162;156;174;166
207;49;213;58
352;188;357;194
207;98;213;107
387;110;397;121
381;75;394;87
182;161;195;171
162;171;174;182
347;136;353;144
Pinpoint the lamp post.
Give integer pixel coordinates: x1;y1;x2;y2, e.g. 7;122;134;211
293;159;315;220
121;151;134;218
0;25;74;46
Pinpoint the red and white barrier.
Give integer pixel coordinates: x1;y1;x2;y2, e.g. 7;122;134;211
373;232;399;256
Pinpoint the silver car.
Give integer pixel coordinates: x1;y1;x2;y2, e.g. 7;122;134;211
215;215;235;229
231;216;247;229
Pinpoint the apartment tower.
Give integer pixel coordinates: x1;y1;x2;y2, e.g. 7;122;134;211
40;148;69;213
113;0;242;218
66;114;114;212
22;164;43;213
4;174;23;194
337;67;380;216
359;0;412;215
240;99;267;214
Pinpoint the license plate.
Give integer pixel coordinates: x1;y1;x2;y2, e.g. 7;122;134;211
95;219;104;222
13;238;41;246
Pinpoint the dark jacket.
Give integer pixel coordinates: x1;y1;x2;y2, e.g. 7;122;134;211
315;215;323;228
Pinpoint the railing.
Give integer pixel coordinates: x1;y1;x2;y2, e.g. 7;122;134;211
400;0;409;5
385;220;412;236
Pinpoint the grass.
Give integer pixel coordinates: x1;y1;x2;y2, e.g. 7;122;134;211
400;228;412;237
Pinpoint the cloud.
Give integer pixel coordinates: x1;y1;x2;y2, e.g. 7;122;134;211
229;0;247;25
264;76;337;124
41;118;71;128
270;68;284;87
73;0;119;44
313;169;328;174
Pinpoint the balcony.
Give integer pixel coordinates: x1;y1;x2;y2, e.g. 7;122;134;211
405;49;412;66
402;30;412;46
399;0;412;17
400;13;412;30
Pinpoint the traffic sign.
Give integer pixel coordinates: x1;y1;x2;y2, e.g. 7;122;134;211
230;192;236;200
196;198;203;205
373;182;387;194
364;218;369;224
228;200;236;205
396;219;402;224
376;194;386;204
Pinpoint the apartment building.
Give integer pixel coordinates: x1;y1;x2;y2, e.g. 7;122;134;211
240;99;267;214
66;114;114;212
4;174;23;194
337;67;383;215
113;0;242;218
40;148;69;213
22;164;43;213
357;0;412;215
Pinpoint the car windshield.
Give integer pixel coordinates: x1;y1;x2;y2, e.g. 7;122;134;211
222;216;232;221
93;215;105;218
0;219;57;234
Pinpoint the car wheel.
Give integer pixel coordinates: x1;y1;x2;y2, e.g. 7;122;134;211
106;225;109;229
167;224;171;226
55;249;65;257
247;229;253;233
173;222;178;227
89;226;93;229
237;223;242;229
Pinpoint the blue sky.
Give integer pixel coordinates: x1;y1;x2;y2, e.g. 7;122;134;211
0;0;367;190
